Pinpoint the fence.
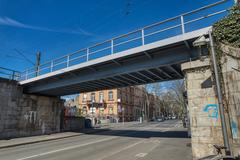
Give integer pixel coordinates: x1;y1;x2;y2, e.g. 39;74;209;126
0;67;20;80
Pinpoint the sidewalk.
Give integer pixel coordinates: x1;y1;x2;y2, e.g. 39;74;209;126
0;128;107;149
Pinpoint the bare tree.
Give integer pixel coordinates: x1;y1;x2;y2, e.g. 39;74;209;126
169;80;186;118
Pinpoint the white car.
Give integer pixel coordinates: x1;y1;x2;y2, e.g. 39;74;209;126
156;117;164;122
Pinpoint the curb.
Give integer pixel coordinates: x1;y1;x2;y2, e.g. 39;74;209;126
0;129;108;149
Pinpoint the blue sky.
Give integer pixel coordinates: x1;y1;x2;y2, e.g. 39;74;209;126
0;0;233;73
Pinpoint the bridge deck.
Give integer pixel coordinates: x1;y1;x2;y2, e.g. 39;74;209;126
18;0;231;95
20;27;210;95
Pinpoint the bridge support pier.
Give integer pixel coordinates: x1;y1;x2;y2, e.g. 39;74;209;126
182;58;224;159
0;78;64;139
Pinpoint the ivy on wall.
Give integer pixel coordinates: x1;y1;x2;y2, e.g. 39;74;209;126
213;5;240;47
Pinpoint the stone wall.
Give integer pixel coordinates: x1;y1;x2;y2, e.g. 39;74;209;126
220;44;240;156
182;58;223;159
62;117;85;131
0;78;64;139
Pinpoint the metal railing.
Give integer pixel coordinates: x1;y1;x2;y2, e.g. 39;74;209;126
0;67;20;80
19;0;231;81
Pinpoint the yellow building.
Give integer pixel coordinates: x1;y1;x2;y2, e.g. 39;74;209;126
77;86;147;122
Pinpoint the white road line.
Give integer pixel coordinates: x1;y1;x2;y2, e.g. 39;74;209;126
97;139;146;160
174;123;178;128
135;153;148;158
17;136;117;160
17;131;139;160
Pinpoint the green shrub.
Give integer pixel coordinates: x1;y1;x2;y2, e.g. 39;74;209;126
213;5;240;47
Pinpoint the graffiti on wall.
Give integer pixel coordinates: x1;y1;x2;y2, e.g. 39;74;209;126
203;104;219;125
231;121;238;139
24;111;37;124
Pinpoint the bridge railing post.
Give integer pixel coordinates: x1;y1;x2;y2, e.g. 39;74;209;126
12;71;15;80
50;61;53;72
180;15;185;34
141;29;145;45
111;40;114;54
67;55;70;67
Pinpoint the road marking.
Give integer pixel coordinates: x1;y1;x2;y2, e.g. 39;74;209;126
97;139;145;160
135;153;148;158
17;131;139;160
174;123;177;127
17;136;118;160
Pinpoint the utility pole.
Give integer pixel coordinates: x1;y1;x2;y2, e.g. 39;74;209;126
209;31;231;156
35;51;41;76
122;107;125;125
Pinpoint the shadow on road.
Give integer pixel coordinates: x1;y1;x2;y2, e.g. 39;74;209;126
74;129;189;139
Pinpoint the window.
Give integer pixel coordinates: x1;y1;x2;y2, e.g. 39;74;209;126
108;106;113;114
82;94;87;102
108;91;113;100
82;106;87;115
91;93;95;102
99;92;104;103
100;108;104;115
90;107;96;113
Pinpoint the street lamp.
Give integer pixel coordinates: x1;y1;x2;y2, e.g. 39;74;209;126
118;98;124;125
91;98;95;127
193;32;231;155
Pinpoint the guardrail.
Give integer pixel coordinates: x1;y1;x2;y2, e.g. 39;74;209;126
19;0;231;81
0;67;20;80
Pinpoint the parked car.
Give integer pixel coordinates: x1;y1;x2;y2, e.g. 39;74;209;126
156;117;164;122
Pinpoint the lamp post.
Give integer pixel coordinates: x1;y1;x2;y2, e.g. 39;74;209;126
192;32;231;155
209;31;231;155
118;98;124;125
91;99;95;127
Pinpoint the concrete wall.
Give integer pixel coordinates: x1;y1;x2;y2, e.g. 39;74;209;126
220;44;240;156
182;58;223;159
0;78;64;139
62;117;85;131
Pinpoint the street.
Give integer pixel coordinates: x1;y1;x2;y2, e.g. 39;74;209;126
0;120;192;160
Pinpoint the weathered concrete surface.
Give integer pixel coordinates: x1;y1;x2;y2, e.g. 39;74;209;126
182;58;223;159
220;44;240;156
62;117;85;131
0;78;64;139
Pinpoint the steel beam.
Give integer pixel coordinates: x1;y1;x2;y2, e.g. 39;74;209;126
156;68;172;79
146;69;164;80
168;65;183;77
112;59;122;66
136;71;155;82
102;78;123;86
118;74;140;84
93;80;112;88
110;76;132;85
96;79;116;87
184;40;191;50
126;73;147;83
88;66;97;72
144;51;152;59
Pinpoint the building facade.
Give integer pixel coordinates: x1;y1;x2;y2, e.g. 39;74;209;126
76;86;154;122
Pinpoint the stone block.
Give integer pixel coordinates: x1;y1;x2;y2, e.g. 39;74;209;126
191;142;217;160
181;58;210;72
188;88;216;99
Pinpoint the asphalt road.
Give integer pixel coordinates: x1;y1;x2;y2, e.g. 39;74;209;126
0;120;192;160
